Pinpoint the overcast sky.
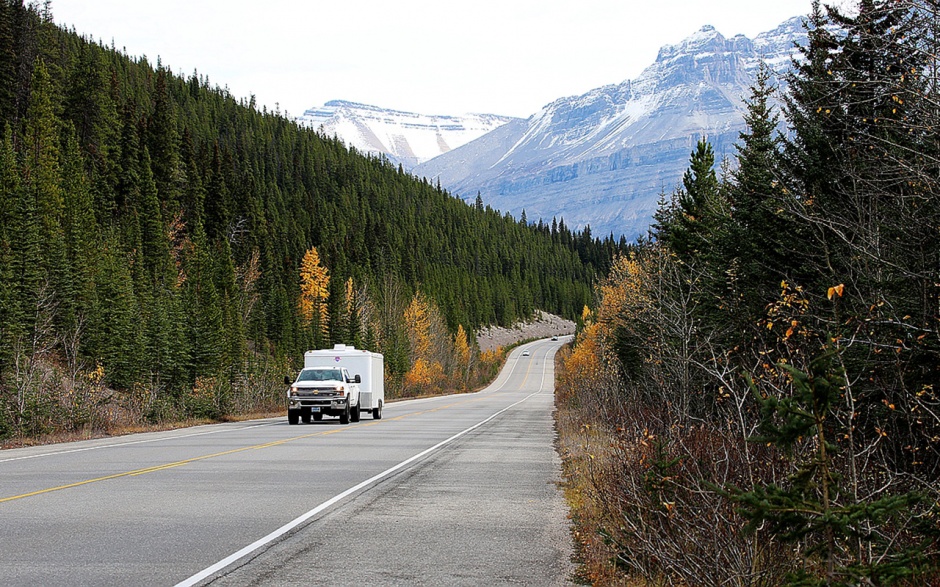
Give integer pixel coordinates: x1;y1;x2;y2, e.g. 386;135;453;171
51;0;816;119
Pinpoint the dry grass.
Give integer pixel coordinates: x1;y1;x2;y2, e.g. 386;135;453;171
553;341;786;587
555;346;651;586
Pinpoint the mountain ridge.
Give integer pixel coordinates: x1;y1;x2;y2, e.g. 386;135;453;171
296;100;519;168
412;16;807;240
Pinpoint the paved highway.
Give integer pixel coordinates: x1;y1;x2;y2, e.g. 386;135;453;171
0;339;573;586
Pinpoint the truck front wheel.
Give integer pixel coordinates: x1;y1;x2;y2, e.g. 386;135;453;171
288;409;300;425
351;402;361;422
339;403;350;425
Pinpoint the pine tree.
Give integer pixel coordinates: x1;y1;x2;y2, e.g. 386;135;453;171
781;0;940;483
95;231;145;388
22;57;72;337
184;233;225;381
723;63;795;318
138;146;170;280
60;125;99;351
113;101;141;217
0;123;26;373
0;0;17;124
726;349;931;585
148;67;180;216
657;138;722;264
204;142;229;244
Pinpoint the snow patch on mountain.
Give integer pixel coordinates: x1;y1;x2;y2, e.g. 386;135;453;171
297;101;518;168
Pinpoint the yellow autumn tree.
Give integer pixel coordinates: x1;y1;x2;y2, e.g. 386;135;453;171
581;304;594;327
403;291;453;392
403;357;445;391
454;324;472;388
299;246;329;338
596;253;647;337
564;323;605;383
342;276;361;339
403;291;432;362
343;277;357;321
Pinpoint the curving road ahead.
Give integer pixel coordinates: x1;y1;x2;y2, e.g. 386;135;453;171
0;338;573;586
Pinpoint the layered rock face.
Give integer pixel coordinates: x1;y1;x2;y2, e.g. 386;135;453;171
414;17;807;240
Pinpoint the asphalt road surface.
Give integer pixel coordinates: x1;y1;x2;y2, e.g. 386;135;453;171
0;338;574;586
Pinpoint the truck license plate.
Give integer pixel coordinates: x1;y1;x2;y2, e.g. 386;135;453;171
310;407;320;412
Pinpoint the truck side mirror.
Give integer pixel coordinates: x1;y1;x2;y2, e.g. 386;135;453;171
354;374;361;383
284;376;292;386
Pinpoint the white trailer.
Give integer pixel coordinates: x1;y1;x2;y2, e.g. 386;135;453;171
303;345;385;419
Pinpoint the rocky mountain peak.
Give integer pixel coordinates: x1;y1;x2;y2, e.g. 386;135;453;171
413;16;808;240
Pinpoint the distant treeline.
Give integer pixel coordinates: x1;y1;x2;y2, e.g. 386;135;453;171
0;1;619;437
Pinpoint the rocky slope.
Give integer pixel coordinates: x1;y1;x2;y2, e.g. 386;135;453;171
476;311;575;352
414;17;807;240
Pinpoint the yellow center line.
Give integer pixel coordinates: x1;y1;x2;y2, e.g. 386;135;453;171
0;392;498;504
0;428;336;503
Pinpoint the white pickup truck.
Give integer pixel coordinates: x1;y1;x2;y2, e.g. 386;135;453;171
285;345;384;425
285;366;360;424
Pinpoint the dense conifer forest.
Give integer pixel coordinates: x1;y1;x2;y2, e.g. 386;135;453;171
0;1;616;438
558;1;940;584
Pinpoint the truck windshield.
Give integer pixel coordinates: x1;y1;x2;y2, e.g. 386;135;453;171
297;369;343;382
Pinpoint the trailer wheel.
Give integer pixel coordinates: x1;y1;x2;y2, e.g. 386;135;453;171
301;412;311;424
312;413;323;422
288;410;300;425
372;402;383;420
339;404;350;425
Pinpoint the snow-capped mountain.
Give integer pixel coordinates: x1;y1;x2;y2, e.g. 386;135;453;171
414;17;808;240
297;101;519;168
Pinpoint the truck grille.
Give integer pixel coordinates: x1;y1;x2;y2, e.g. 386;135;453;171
295;389;336;397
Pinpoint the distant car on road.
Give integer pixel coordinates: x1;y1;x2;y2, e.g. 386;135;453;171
551;336;558;341
522;350;530;356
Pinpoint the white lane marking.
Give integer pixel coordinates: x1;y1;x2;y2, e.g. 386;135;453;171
0;422;278;464
176;380;552;586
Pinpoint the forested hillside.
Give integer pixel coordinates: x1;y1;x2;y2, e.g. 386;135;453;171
0;1;613;439
559;1;940;584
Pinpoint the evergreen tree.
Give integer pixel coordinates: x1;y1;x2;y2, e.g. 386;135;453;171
723;63;795;317
204;142;229;244
137;146;170;280
94;231;144;388
148;67;180;216
60;125;99;348
184;229;225;381
0;123;25;373
0;0;17;124
726;350;931;585
655;138;722;265
22;58;72;334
